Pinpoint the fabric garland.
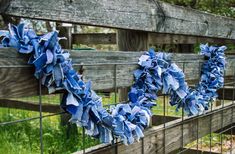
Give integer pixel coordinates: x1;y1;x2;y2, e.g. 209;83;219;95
0;24;226;145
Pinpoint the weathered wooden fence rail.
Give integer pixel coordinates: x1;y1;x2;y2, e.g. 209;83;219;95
2;0;235;39
0;48;234;98
74;103;235;154
72;33;235;45
0;99;60;113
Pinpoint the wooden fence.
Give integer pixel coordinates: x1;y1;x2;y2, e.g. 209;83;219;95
0;0;235;153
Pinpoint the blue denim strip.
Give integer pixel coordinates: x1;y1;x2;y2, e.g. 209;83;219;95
0;24;226;145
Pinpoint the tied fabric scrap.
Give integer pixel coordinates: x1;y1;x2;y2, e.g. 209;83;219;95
0;24;226;145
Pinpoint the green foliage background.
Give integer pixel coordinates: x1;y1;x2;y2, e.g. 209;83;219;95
162;0;235;17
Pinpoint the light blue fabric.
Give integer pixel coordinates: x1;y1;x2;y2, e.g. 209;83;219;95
0;24;226;145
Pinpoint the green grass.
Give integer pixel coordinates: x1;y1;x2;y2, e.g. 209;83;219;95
0;93;121;154
0;94;232;153
0;107;99;154
0;94;100;154
11;94;60;104
152;96;183;117
0;94;182;154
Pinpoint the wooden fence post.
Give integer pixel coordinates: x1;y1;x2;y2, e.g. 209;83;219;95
117;30;148;102
57;23;72;49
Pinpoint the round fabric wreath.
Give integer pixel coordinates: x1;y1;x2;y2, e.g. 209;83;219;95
0;24;226;145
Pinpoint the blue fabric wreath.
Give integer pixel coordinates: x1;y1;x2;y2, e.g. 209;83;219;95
0;24;226;145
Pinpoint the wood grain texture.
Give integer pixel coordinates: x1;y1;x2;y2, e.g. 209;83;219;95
72;33;235;45
3;0;235;39
170;148;220;154
117;30;148;102
74;103;235;154
218;86;235;100
215;123;235;136
149;33;235;45
72;33;116;45
0;0;10;13
117;30;148;51
0;48;234;98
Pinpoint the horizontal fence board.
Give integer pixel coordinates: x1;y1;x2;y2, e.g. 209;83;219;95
74;103;235;154
72;33;235;45
72;33;116;45
0;48;234;98
0;99;61;113
149;33;235;45
2;0;235;39
218;86;235;100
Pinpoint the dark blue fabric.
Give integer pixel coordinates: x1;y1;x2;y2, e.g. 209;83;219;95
0;24;226;145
